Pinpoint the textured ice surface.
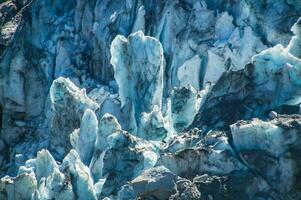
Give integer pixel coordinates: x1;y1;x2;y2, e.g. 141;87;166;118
110;31;171;142
288;17;301;59
101;130;158;196
49;77;99;159
95;114;121;152
0;0;300;159
231;116;301;193
170;85;208;131
74;109;98;165
90;113;121;181
177;55;202;90
137;105;168;141
110;31;164;120
1;1;301;200
192;23;301;129
62;150;97;200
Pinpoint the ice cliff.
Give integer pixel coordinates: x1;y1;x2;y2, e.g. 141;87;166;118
1;0;301;199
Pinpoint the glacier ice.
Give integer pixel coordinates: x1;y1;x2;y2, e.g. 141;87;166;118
110;31;164;120
62;150;97;200
231;116;301;193
288;17;301;59
1;1;301;200
1;0;300;161
137;105;168;141
102;130;158;196
49;77;99;159
74;109;98;166
110;31;172;142
231;119;285;157
170;85;207;131
215;12;235;42
90;113;121;181
1;149;75;200
95;113;121;152
177;55;202;91
0;171;37;200
192;24;301;129
157;145;247;178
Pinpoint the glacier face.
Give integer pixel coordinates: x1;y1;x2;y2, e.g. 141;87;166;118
1;0;301;199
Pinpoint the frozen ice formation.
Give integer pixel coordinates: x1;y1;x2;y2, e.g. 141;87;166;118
101;130;158;197
157;131;247;178
72;109;98;165
177;55;202;91
170;85;207;131
1;0;301;199
0;0;300;153
192;22;301;129
110;31;172;141
110;31;164;125
90;113;121;181
231;116;301;194
2;149;75;200
288;17;301;59
62;150;97;200
50;77;99;159
94;113;121;153
137;105;168;141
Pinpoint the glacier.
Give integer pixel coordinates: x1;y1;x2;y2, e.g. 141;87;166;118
1;0;301;199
